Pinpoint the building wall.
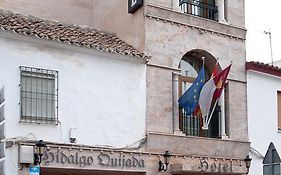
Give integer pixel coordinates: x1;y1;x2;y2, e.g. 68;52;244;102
226;0;245;27
0;0;250;174
144;15;247;141
92;0;145;51
144;0;246;27
0;33;146;174
247;70;281;175
0;82;4;175
0;0;93;26
0;0;246;50
88;0;249;160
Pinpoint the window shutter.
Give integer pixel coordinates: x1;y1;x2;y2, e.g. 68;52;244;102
277;91;281;130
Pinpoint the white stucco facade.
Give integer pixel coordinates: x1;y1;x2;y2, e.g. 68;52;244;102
0;32;146;175
247;69;281;175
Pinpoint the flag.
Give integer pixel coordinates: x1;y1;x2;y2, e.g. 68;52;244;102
198;78;217;118
198;63;219;118
198;64;231;129
178;67;205;115
194;63;218;116
212;64;232;100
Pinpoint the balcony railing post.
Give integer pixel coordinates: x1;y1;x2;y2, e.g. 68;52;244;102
172;72;185;135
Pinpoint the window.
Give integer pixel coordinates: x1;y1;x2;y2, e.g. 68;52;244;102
179;0;218;20
277;91;281;130
20;66;58;124
263;142;281;175
178;51;223;138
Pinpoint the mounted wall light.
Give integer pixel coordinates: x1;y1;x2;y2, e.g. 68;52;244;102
159;151;171;172
244;155;252;174
34;140;46;165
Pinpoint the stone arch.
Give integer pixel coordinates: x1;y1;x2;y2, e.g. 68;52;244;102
177;49;223;138
179;49;221;76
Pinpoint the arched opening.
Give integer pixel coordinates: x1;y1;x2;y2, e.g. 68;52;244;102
178;49;223;138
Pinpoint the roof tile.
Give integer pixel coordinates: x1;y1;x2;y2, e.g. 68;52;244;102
246;61;281;78
0;10;150;62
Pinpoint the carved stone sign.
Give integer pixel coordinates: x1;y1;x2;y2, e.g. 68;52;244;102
198;159;233;173
98;153;145;168
42;149;145;170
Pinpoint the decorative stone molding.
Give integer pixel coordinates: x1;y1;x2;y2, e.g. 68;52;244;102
144;4;246;42
145;14;245;42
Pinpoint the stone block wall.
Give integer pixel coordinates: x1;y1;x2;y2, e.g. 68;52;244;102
144;8;248;142
0;0;93;26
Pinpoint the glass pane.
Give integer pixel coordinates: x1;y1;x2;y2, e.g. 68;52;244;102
21;75;55;118
208;0;215;5
180;60;198;78
273;164;281;175
273;149;281;163
263;165;270;175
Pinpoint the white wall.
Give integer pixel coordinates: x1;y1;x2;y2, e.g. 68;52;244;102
247;70;281;175
0;34;146;146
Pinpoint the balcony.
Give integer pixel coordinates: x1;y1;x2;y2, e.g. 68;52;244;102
179;106;221;138
179;0;218;21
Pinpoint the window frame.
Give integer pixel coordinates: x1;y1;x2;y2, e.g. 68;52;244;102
19;66;58;124
277;91;281;130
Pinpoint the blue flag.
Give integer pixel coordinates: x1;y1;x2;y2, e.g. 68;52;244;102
178;67;205;115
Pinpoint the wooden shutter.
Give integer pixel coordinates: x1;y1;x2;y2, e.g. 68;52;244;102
277;91;281;129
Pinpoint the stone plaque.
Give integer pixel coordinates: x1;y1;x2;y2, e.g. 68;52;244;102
198;159;232;173
170;156;245;174
42;147;146;171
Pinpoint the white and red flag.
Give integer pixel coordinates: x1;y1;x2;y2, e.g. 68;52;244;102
198;64;231;129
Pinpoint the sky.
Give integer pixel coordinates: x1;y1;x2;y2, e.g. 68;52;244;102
245;0;281;63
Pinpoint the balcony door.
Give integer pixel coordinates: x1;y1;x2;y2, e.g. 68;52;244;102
178;50;220;138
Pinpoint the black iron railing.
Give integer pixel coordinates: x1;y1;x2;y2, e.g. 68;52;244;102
179;106;221;138
20;66;58;124
179;0;218;21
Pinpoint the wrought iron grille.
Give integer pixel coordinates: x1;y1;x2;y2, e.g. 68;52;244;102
179;106;220;138
20;66;58;124
179;0;218;21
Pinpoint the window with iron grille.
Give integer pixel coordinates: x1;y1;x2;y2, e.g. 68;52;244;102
20;66;58;124
179;0;218;21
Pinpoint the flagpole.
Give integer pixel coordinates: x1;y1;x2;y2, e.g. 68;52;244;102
206;99;219;126
201;56;206;129
202;59;218;130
